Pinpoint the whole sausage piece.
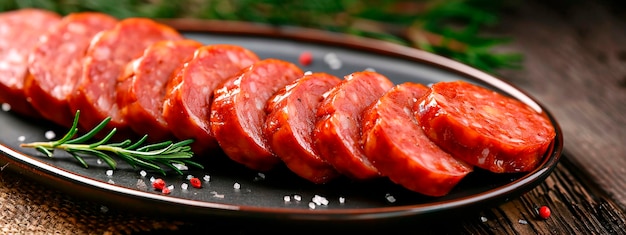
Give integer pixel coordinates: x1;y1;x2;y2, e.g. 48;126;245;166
69;18;183;135
116;39;202;141
25;12;118;128
414;81;556;173
361;82;473;196
162;44;259;154
312;71;393;180
211;59;304;171
264;72;342;184
0;9;61;117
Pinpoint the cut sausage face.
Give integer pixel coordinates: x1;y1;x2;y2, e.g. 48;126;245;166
264;72;342;184
116;39;202;141
415;81;556;173
211;59;304;171
26;12;118;128
70;18;183;135
162;44;260;154
313;71;394;180
362;82;473;196
0;9;61;117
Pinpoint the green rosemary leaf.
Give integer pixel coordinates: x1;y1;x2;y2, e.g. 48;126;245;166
71;148;117;170
181;159;205;170
68;152;89;169
53;110;81;146
65;117;110;144
107;139;132;148
88;128;116;149
161;162;183;176
126;135;148;150
35;146;53;158
136;141;173;152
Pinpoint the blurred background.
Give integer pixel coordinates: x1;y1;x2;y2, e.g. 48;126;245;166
0;0;529;73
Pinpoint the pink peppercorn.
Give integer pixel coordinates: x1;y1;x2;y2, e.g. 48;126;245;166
299;51;313;66
538;205;551;219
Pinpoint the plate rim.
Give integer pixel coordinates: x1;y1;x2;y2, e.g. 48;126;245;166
0;19;563;222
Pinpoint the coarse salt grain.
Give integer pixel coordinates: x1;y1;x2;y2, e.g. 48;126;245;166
172;163;188;171
480;216;488;223
323;53;342;70
139;170;147;177
167;185;174;190
107;179;114;184
97;159;102;165
283;195;291;202
17;136;25;142
203;175;211;182
181;183;189;190
308;202;316;209
44;130;56;140
339;197;345;204
293;195;302;201
150;176;155;182
186;175;194;180
106;170;113;176
385;193;396;203
312;195;328;206
1;103;10;111
233;182;241;189
211;191;225;199
100;206;108;213
518;219;528;225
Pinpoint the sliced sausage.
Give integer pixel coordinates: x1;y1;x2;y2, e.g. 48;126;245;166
162;44;260;154
264;72;342;184
116;39;202;141
25;12;118;127
361;82;473;196
0;9;61;117
69;18;183;135
414;81;556;173
211;59;304;171
312;71;394;180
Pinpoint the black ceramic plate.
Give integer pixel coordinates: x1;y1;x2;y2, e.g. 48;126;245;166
0;22;563;224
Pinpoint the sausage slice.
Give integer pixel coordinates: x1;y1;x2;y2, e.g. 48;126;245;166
362;82;473;196
264;72;342;184
162;44;259;154
25;12;118;127
70;18;183;135
313;71;393;180
415;81;556;173
211;59;304;171
0;9;61;117
116;39;202;141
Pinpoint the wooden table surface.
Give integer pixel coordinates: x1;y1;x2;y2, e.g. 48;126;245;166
1;0;625;234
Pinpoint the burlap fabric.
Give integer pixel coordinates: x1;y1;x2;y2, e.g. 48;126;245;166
0;168;185;234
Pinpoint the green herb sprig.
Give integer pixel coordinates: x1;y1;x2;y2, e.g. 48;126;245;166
1;0;522;73
20;111;203;175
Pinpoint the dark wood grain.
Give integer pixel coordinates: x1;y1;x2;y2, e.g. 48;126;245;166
493;0;626;212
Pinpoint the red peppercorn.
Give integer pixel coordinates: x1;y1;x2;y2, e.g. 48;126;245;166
538;205;551;219
299;51;313;66
162;187;171;195
152;178;166;190
190;177;202;189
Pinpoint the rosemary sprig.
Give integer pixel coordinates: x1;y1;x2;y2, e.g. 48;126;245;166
20;111;204;175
